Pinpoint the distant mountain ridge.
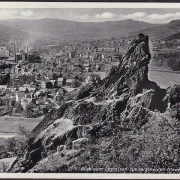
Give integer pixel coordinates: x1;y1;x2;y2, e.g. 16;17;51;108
0;18;180;47
0;18;159;40
131;19;180;40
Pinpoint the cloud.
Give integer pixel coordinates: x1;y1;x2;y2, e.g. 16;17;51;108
94;11;147;21
95;12;117;19
66;12;98;22
122;12;147;19
147;12;180;21
21;10;34;17
0;9;18;19
78;14;91;20
92;11;180;23
0;9;35;20
122;12;180;23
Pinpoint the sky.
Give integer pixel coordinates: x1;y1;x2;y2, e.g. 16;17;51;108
1;8;180;24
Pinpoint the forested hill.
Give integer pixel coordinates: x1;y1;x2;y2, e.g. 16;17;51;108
0;18;158;39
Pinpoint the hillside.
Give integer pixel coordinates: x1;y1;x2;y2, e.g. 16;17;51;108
2;18;180;46
0;18;158;40
0;24;28;45
162;31;180;41
159;20;180;41
132;19;180;40
8;33;180;173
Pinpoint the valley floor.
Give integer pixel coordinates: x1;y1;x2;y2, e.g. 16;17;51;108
0;115;44;136
148;61;180;89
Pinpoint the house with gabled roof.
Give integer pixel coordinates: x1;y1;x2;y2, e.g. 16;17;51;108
83;63;90;72
57;77;64;86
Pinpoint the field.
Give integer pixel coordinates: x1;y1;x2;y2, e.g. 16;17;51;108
148;61;180;89
0;115;44;156
149;70;180;89
0;115;44;135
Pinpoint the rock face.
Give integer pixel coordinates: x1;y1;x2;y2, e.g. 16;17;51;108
9;34;180;173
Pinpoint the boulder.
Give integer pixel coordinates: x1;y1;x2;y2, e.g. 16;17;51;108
57;145;64;152
72;138;88;150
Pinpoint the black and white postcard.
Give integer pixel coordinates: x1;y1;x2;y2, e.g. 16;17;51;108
0;2;179;179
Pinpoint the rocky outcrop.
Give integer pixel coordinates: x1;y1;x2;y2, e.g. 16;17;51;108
9;34;180;173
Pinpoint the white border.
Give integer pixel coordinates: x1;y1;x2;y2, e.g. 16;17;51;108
2;173;180;179
0;1;180;179
0;2;179;8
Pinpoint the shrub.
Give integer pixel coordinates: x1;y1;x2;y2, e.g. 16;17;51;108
5;137;16;152
5;125;31;156
12;102;23;114
153;51;180;71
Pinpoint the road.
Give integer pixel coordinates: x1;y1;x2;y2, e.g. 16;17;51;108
148;41;180;89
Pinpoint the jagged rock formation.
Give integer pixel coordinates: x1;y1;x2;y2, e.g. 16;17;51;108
9;34;180;173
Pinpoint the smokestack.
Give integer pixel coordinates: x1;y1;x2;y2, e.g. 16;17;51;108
14;43;16;62
9;46;10;57
27;45;28;62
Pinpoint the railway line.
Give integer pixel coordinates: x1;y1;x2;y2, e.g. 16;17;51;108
149;68;180;74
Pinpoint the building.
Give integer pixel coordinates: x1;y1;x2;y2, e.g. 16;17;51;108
41;80;54;89
68;64;74;71
152;47;160;51
6;56;15;62
66;78;80;88
19;72;35;85
95;64;100;71
68;51;71;58
19;86;26;92
24;92;33;99
29;85;36;92
101;54;105;59
57;78;64;86
47;72;54;80
36;74;42;80
0;46;9;61
66;79;74;87
0;85;7;90
41;80;46;89
104;65;112;73
83;63;90;72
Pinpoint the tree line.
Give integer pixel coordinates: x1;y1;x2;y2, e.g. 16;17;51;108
153;52;180;71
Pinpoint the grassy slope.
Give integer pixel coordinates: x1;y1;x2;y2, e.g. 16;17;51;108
148;69;180;89
0;24;28;43
28;110;180;173
0;116;44;133
148;59;180;89
131;20;180;40
0;157;16;172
